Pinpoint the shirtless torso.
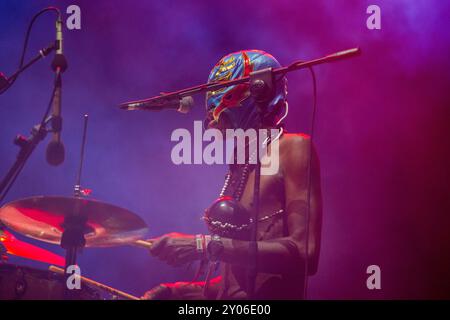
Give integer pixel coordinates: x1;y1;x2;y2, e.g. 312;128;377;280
215;133;322;299
144;133;322;300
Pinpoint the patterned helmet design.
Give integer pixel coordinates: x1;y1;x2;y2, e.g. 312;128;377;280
205;50;287;130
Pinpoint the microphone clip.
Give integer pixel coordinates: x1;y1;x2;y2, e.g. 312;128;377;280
249;67;275;106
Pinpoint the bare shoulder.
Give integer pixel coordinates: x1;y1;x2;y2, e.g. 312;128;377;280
279;132;318;173
279;132;311;155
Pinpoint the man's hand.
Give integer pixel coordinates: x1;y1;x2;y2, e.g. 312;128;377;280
142;281;212;300
148;232;201;267
141;284;173;300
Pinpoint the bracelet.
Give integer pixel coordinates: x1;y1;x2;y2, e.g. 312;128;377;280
195;234;211;255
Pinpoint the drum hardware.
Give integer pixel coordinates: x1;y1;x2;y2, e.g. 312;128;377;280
48;265;140;300
0;227;65;266
14;268;27;299
0;192;151;300
0;242;7;262
0;114;149;299
61;114;89;299
0;263;101;300
0;196;149;247
0;197;149;300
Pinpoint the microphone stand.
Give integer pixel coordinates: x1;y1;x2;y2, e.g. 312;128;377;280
0;119;51;203
246;67;277;299
0;43;63;204
119;48;361;109
61;115;88;300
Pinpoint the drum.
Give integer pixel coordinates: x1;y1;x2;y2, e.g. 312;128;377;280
0;263;101;300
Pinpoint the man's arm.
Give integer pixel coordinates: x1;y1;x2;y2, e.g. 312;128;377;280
219;135;323;274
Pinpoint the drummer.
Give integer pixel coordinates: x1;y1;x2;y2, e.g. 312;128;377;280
143;50;323;300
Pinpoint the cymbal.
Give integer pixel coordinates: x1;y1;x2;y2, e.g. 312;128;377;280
0;229;65;266
0;196;148;247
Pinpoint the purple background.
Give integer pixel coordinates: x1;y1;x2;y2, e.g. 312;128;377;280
1;0;449;299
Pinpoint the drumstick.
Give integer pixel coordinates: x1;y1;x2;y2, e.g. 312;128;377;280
48;265;140;300
133;239;153;249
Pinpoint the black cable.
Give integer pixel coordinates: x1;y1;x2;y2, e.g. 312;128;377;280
0;7;60;94
303;66;318;299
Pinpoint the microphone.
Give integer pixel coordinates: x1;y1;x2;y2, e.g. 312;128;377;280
47;16;67;166
51;16;67;72
121;95;194;114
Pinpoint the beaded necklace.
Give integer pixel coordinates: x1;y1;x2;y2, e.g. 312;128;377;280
218;127;285;223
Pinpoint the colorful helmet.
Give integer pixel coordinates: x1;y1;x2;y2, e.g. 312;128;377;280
205;50;287;130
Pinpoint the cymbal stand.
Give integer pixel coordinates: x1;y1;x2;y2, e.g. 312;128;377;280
60;114;89;299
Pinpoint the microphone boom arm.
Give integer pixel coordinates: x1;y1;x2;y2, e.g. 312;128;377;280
119;47;361;110
0;43;56;94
